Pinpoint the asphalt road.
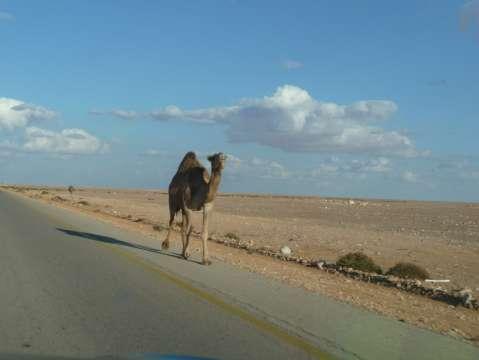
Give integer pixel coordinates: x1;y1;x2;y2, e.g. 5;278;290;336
0;190;327;360
1;189;478;360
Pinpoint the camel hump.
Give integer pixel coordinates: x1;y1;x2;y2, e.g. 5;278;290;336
202;168;210;183
177;151;202;173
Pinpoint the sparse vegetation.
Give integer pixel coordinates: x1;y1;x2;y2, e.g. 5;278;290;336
337;252;383;274
40;190;49;195
225;232;240;241
386;262;430;280
77;200;89;206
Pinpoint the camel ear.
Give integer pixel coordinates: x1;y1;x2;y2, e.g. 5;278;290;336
202;169;210;183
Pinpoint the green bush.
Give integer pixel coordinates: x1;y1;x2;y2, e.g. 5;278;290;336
337;252;383;274
386;262;429;280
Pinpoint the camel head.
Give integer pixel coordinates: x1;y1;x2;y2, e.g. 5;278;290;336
207;152;227;171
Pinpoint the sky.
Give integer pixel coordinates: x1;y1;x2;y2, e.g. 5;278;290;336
1;0;478;202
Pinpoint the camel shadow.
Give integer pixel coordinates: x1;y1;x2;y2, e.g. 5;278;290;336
56;228;202;265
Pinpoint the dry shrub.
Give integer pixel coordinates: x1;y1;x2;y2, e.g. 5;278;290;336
386;262;430;280
225;232;240;241
337;252;383;274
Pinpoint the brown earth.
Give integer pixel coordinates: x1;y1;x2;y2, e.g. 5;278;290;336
4;185;479;346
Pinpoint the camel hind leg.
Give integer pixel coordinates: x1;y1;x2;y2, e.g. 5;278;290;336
182;208;193;259
161;211;175;250
201;203;213;265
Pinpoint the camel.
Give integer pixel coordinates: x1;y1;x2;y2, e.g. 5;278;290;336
161;151;226;265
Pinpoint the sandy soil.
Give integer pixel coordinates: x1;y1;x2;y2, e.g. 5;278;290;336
6;185;479;346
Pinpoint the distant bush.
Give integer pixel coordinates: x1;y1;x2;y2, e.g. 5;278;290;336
40;190;49;195
225;232;240;241
337;252;383;274
77;200;90;206
386;262;429;280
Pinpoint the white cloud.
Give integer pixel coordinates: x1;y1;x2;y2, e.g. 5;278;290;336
144;149;161;156
223;86;409;155
310;163;339;177
226;154;393;182
282;59;303;70
401;171;418;183
0;98;108;156
435;157;479;180
0;98;56;130
460;1;479;32
353;157;391;173
23;127;108;155
95;85;419;156
0;11;14;21
253;158;290;179
225;154;291;179
150;105;237;124
310;157;392;178
90;109;139;120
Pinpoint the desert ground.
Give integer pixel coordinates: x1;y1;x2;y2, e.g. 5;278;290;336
4;185;479;346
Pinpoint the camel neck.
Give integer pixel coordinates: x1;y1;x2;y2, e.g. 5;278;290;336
206;168;222;202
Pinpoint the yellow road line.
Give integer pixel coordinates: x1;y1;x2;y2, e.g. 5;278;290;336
102;242;335;360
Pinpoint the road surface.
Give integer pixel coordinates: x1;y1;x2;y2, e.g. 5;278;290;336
0;190;478;360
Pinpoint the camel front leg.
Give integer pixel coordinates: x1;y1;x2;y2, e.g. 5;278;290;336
201;203;213;265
